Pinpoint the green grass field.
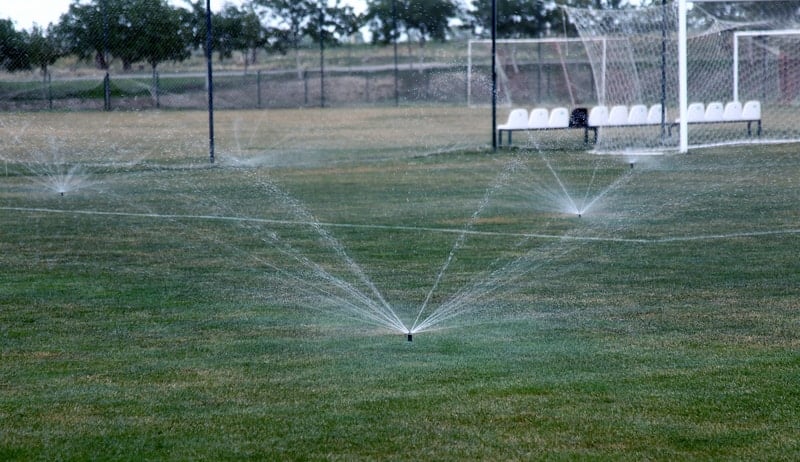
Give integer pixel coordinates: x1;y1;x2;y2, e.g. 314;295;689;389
1;109;799;460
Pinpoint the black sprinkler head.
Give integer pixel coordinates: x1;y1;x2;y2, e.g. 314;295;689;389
407;333;413;342
630;162;635;169
60;192;64;196
577;213;581;218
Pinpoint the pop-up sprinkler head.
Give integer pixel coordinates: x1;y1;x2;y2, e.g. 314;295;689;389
60;192;64;196
577;213;582;218
630;162;635;169
407;333;413;342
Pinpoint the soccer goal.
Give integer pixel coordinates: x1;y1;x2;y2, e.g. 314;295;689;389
566;0;800;153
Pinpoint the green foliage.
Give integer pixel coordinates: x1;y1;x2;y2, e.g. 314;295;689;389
0;18;30;72
54;0;277;71
255;0;315;53
367;0;461;46
255;0;361;78
255;0;361;51
182;0;283;65
133;0;190;70
24;25;64;77
468;0;634;39
470;0;565;38
54;0;114;69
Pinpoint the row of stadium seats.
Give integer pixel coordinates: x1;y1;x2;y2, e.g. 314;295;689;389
496;104;665;135
496;106;586;146
668;100;761;137
678;100;761;124
497;107;571;131
588;104;665;127
497;100;762;146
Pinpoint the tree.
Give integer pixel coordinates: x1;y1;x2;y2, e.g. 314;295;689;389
468;0;630;40
123;0;189;106
0;19;30;72
470;0;560;39
256;0;358;75
307;0;361;47
20;24;64;106
25;24;64;81
228;3;271;69
56;0;190;71
180;0;209;54
181;1;240;61
366;0;460;62
132;0;189;72
309;0;361;106
214;3;270;66
211;5;241;62
256;0;319;78
55;0;116;70
181;0;282;69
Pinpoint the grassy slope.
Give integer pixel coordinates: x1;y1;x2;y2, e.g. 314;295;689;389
1;110;799;460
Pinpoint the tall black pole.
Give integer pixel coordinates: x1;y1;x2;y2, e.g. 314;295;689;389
319;7;325;108
660;0;667;140
102;0;110;111
491;0;497;150
206;0;215;163
392;0;399;106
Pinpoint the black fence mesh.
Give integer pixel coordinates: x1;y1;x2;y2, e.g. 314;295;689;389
1;3;589;112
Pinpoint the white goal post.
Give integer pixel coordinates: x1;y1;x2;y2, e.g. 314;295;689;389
564;0;800;154
679;0;800;152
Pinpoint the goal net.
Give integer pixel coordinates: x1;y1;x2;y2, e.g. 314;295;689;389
565;1;800;153
467;38;601;108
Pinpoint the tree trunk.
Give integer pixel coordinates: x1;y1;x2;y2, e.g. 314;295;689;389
295;44;303;80
41;66;48;101
95;51;107;70
151;65;160;108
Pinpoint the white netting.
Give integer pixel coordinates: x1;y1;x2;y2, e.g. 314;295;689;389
566;2;800;153
468;38;599;108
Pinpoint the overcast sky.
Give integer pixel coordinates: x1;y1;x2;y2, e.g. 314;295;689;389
0;0;369;31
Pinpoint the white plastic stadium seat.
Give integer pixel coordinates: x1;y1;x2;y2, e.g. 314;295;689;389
741;100;761;120
608;105;628;125
704;102;724;122
497;108;529;130
722;101;743;120
627;105;648;125
647;104;663;124
528;108;550;129
548;107;570;128
588;106;609;127
680;102;705;123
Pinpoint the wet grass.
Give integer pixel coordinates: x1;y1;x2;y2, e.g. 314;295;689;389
1;111;800;460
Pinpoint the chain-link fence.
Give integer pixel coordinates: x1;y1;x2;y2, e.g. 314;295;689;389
0;0;590;112
0;62;475;111
1;50;597;112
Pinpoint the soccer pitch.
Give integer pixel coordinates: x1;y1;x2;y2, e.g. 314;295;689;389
1;108;799;460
